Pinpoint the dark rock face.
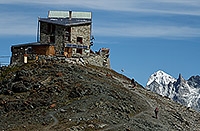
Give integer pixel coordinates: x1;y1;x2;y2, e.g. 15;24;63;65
188;75;200;89
14;70;32;81
0;63;200;131
147;80;160;93
176;74;186;85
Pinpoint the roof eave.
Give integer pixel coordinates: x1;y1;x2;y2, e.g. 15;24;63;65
12;42;54;48
39;19;92;26
64;21;92;26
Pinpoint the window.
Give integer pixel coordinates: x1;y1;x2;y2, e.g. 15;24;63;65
65;36;70;42
25;47;32;54
50;36;55;43
77;37;83;44
66;27;71;35
76;48;82;54
27;47;32;54
47;24;55;34
65;27;71;42
52;25;55;34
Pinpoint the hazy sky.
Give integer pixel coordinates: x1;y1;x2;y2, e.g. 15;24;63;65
0;0;200;86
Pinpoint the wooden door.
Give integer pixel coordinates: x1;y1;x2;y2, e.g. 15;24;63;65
65;47;72;58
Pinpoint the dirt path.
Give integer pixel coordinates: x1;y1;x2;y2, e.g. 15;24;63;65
44;111;59;130
101;84;154;131
113;76;153;108
101;109;150;131
44;100;79;130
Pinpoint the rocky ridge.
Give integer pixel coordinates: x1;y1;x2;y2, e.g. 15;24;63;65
0;63;200;130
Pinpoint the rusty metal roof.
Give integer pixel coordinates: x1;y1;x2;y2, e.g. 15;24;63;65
39;18;92;26
102;49;110;51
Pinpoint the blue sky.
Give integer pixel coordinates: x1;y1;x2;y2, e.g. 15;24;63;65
0;0;200;86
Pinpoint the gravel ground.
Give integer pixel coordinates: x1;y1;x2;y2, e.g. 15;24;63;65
0;62;199;131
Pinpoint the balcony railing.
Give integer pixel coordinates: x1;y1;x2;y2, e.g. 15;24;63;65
65;43;88;49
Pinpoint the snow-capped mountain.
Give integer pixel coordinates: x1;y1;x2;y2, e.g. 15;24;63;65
146;70;177;86
146;70;200;112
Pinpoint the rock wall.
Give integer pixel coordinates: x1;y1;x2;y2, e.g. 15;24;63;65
40;22;49;44
71;24;91;48
24;54;111;68
55;25;65;53
40;22;91;54
40;22;65;53
11;47;25;65
83;55;111;68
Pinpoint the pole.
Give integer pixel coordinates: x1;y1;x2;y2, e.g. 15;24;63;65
37;17;40;42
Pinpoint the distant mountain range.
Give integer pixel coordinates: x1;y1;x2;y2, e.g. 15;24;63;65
146;70;200;112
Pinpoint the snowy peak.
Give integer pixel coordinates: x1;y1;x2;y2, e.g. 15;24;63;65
146;71;200;112
146;70;176;86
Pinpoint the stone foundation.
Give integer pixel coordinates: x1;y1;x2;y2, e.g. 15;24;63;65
20;54;111;68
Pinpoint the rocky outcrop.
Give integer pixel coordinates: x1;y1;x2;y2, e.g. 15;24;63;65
83;55;111;68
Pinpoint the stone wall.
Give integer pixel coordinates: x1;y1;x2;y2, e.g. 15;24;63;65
40;22;91;54
55;25;65;53
22;54;111;69
40;22;49;44
83;55;111;68
71;24;91;48
40;22;65;53
11;47;25;65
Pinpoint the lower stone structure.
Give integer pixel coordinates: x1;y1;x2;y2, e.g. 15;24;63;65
11;43;55;65
15;53;111;68
83;55;111;68
11;41;110;68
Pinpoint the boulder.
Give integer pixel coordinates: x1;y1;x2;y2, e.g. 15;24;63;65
12;81;29;93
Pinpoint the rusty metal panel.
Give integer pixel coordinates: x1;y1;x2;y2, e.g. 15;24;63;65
48;11;69;18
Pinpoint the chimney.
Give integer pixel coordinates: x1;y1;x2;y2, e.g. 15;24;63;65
69;11;72;20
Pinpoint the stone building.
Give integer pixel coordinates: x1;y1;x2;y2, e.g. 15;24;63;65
11;11;93;64
39;11;92;56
